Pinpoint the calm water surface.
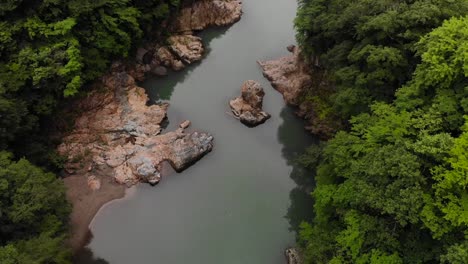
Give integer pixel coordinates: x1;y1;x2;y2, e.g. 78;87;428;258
76;0;316;263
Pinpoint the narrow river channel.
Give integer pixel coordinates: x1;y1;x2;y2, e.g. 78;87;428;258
76;0;316;263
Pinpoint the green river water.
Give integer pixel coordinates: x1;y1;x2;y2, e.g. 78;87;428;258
76;0;316;263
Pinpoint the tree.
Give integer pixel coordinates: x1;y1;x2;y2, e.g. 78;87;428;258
0;151;71;263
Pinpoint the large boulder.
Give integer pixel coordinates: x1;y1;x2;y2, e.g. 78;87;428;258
229;80;271;127
167;131;214;171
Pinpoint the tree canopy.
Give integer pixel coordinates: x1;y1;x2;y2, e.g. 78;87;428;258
0;151;71;264
295;0;468;118
296;1;468;263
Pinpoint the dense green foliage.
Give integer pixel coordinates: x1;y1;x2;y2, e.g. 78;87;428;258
0;151;70;263
0;1;181;263
296;1;468;263
295;0;468;118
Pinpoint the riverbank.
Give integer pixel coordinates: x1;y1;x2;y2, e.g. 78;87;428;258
64;174;126;250
259;46;341;139
59;0;242;252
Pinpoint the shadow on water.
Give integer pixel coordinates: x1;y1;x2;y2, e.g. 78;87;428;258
73;247;110;264
143;26;229;103
74;232;110;264
277;106;317;237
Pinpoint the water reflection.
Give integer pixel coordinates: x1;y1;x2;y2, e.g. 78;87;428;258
277;107;317;236
143;27;229;103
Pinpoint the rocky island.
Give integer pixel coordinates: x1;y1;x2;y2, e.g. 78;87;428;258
229;80;271;127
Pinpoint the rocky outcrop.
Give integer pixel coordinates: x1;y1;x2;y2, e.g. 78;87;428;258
168;35;204;64
125;0;242;81
258;46;311;105
258;45;339;138
58;69;214;187
229;80;271;126
129;35;204;80
285;248;303;264
173;0;243;33
151;35;204;72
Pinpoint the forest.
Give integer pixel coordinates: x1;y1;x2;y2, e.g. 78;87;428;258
2;0;468;263
0;0;180;263
295;0;468;263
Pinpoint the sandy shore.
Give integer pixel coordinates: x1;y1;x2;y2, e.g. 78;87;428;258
64;161;177;252
65;175;126;252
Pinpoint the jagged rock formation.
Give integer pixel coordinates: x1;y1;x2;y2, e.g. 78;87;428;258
229;80;271;126
58;70;214;187
173;0;243;33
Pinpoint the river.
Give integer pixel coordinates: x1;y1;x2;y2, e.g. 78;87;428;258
75;0;316;263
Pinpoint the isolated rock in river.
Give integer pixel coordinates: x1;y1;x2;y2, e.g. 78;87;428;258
229;80;271;126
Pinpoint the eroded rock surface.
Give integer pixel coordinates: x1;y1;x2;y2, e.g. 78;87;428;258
58;70;213;187
173;0;243;33
258;46;311;105
229;80;270;126
169;35;204;64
